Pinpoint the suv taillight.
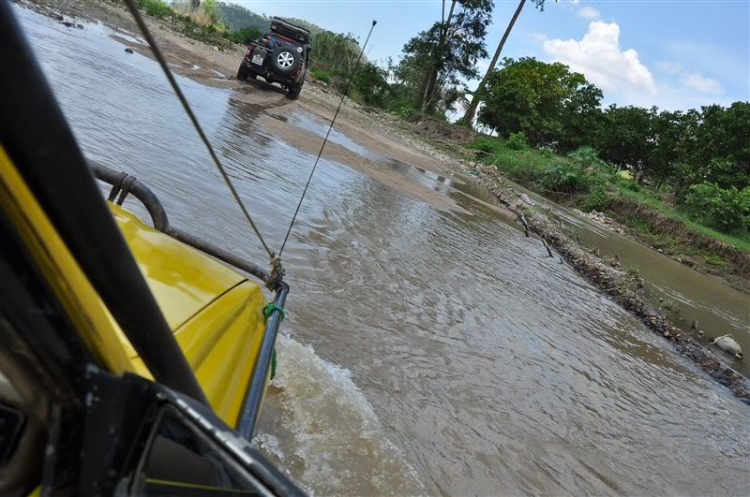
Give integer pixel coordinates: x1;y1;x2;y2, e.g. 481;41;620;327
244;45;254;59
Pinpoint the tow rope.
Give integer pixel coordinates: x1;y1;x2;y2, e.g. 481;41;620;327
122;0;276;277
277;20;377;258
124;0;377;287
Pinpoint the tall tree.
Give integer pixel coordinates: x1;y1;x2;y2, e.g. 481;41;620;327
478;57;602;147
461;0;550;126
597;105;658;181
400;0;493;114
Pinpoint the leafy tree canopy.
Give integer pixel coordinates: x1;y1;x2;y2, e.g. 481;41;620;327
478;57;602;148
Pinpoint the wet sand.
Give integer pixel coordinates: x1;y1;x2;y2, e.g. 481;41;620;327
23;0;460;213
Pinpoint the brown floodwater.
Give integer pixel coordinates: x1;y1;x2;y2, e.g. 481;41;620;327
18;5;750;496
510;184;750;377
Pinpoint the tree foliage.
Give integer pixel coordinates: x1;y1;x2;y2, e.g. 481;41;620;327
683;183;750;232
462;0;553;126
476;57;749;233
215;2;271;31
399;0;493;114
223;26;262;45
310;31;362;74
478;57;602;148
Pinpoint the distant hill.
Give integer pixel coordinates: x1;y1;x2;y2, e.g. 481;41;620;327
278;17;325;36
216;2;270;31
216;2;326;36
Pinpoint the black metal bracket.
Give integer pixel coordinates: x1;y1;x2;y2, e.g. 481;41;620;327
91;162;272;284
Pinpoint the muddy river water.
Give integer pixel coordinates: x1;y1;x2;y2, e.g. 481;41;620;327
17;6;749;496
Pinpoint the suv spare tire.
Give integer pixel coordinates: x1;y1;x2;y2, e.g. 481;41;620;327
271;46;300;75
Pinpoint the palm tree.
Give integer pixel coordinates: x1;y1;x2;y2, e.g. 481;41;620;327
461;0;528;126
461;0;553;127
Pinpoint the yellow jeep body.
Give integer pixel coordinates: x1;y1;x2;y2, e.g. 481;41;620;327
1;149;268;428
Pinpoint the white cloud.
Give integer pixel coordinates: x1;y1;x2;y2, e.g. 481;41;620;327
655;61;681;75
683;73;724;94
541;21;656;104
577;6;601;19
655;61;724;94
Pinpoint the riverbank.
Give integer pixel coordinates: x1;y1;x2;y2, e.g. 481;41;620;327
474;166;750;403
18;0;748;402
467;138;750;294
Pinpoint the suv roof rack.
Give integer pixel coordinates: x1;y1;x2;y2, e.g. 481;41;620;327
271;17;310;44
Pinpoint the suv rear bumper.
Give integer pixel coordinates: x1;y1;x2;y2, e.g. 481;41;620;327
243;41;306;86
241;58;303;86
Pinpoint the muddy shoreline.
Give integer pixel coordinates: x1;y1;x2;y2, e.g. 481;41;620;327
16;0;459;213
476;165;750;403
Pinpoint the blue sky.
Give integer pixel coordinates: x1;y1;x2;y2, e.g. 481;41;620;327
228;1;749;110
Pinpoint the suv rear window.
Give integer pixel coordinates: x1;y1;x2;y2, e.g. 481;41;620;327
270;33;302;47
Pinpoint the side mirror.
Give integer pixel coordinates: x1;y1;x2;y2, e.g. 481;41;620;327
307;59;313;67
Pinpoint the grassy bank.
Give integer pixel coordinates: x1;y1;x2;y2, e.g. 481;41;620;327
475;167;750;403
465;135;750;292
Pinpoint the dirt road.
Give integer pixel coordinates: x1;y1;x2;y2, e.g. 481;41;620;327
21;0;465;213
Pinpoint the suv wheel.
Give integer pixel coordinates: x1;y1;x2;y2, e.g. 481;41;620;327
237;64;249;81
287;84;302;100
272;47;300;75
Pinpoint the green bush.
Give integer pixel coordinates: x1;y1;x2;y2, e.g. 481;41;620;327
349;63;392;107
224;27;262;45
311;70;331;84
505;131;527;150
468;137;504;156
202;0;219;24
582;185;610;212
568;146;617;175
136;0;172;18
624;180;640;192
538;162;591;194
683;182;750;232
389;104;420;118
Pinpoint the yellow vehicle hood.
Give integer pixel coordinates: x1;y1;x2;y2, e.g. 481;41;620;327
110;204;246;331
111;204;268;426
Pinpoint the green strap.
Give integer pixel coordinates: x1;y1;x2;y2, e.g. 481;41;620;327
263;303;285;323
263;303;285;380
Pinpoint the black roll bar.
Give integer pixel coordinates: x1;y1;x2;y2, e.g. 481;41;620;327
90;162;271;283
0;1;207;406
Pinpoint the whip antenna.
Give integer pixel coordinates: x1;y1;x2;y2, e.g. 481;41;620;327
278;20;378;257
122;0;274;262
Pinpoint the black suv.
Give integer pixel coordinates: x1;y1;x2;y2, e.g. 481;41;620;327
237;18;311;99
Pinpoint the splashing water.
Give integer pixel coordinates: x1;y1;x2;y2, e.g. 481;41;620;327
257;334;425;496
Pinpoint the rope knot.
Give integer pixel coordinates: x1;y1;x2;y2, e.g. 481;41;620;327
267;254;285;290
